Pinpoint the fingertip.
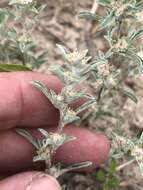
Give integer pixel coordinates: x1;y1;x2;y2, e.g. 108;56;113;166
29;173;61;190
0;171;61;190
55;127;110;170
95;133;110;164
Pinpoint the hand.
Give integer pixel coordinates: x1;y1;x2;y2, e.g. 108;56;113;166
0;72;110;190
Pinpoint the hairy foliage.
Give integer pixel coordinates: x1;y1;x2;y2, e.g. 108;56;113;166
0;0;142;184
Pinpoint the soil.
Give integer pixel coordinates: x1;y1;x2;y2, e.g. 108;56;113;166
0;0;143;189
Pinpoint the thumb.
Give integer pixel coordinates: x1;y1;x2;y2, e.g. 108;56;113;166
0;171;61;190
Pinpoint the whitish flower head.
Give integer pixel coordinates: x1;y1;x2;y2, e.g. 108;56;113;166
56;95;64;101
51;133;63;143
114;38;128;51
67;109;76;116
131;146;143;174
108;129;143;174
107;129;134;153
9;0;33;5
111;1;129;16
64;71;77;83
97;63;112;77
18;35;31;43
66;49;88;63
131;146;143;162
66;90;77;97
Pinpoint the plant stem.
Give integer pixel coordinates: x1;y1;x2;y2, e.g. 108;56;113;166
117;159;135;171
91;0;98;14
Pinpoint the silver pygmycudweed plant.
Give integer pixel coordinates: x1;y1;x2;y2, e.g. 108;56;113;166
0;0;142;179
79;0;143;174
17;42;96;177
0;0;47;70
16;46;96;177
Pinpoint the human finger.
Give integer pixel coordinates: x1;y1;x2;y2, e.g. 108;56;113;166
0;126;110;174
0;171;61;190
0;72;62;129
0;71;89;129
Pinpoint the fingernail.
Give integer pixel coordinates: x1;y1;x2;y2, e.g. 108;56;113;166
26;172;61;190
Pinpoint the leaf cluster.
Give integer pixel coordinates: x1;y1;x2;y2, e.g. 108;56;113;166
17;45;96;177
96;159;120;190
0;0;47;69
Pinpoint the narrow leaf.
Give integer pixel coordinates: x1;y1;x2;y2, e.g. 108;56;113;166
50;66;65;83
0;12;6;25
61;161;92;174
98;0;111;6
33;155;44;162
38;128;50;138
75;99;96;114
100;10;115;28
138;132;143;146
16;128;39;149
63;111;80;125
109;159;117;174
0;64;32;72
56;44;69;58
125;50;143;71
123;90;138;104
129;29;143;41
78;12;101;21
31;80;51;100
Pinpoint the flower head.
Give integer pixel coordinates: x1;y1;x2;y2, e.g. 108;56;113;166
9;0;33;5
114;38;128;51
66;49;88;64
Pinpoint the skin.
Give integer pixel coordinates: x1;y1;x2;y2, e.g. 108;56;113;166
0;72;110;190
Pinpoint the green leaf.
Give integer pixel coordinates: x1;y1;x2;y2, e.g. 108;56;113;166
37;4;47;13
125;50;143;71
96;169;106;182
105;159;120;188
103;184;109;190
122;89;138;104
62;161;92;173
9;0;33;5
109;159;117;174
78;12;101;21
38;128;50;138
0;12;6;25
98;0;111;7
50;66;66;83
104;28;114;46
136;1;143;8
31;80;51;100
108;175;120;188
129;29;143;42
138;132;143;146
100;10;115;28
35;51;48;68
56;44;69;59
134;54;143;71
8;28;17;39
0;64;32;72
16;128;39;149
31;80;64;110
75;99;96;114
63;110;80;125
61;89;92;104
